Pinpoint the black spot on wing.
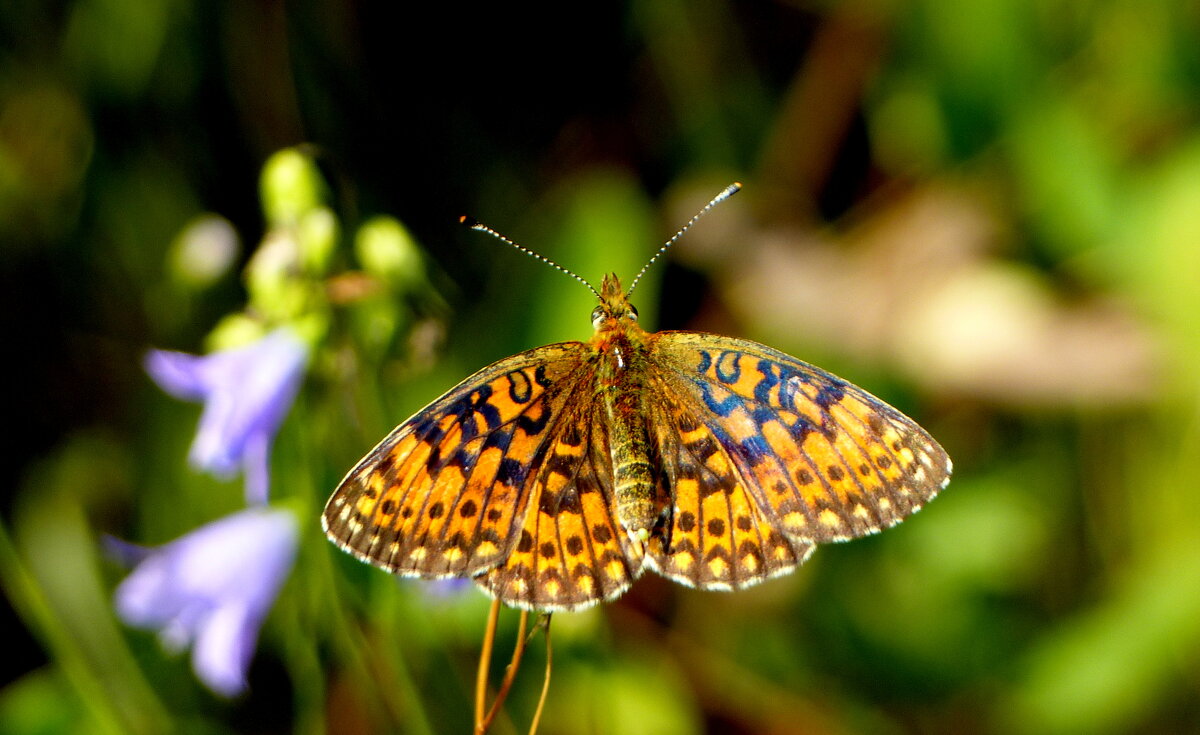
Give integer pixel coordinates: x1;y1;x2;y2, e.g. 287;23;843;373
482;427;513;454
497;457;528;487
425;444;442;469
559;422;584;447
544;449;576;479
516;408;551;435
690;434;720;461
813;382;846;410
506;369;533;404
413;414;444;447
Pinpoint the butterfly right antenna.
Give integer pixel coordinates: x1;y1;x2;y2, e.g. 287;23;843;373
626;182;742;297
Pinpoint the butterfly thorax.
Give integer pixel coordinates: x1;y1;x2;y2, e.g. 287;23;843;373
591;274;658;544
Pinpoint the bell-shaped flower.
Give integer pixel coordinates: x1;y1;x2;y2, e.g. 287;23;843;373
112;507;299;697
145;329;307;504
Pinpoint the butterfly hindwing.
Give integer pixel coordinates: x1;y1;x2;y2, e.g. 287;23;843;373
474;399;645;610
645;385;816;590
323;342;592;579
653;332;952;545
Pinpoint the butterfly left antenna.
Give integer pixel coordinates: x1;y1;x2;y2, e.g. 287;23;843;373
627;182;742;297
460;215;601;300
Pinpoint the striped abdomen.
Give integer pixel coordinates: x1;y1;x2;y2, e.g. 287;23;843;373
602;343;656;540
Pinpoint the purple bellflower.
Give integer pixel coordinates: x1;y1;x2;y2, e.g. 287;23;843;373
145;329;307;504
112;507;299;697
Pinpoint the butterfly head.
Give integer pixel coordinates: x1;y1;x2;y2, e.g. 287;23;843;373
591;273;640;331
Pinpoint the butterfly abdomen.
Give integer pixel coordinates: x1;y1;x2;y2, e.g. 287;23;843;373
608;388;656;540
597;328;657;541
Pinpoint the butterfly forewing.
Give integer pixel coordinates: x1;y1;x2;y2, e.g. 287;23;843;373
323;342;592;579
652;332;952;545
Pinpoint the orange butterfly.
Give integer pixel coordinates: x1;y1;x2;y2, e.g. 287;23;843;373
323;184;951;611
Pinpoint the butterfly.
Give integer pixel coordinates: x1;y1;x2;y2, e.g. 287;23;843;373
322;183;952;611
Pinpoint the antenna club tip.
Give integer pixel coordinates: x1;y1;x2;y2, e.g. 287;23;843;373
458;215;478;227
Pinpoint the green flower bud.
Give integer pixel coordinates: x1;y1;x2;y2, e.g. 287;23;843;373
297;206;339;276
169;214;239;288
260;148;324;227
354;216;425;290
205;313;266;352
245;230;298;313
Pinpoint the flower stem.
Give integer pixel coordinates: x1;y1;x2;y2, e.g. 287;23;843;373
528;614;553;735
480;607;530;732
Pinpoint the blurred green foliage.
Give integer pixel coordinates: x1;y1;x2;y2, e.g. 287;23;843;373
3;0;1200;733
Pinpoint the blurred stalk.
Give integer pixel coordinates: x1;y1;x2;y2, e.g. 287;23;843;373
275;571;330;735
758;5;885;210
366;569;438;735
301;413;437;733
0;518;169;734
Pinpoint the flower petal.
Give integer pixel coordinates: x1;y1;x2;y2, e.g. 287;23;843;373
192;600;257;697
192;332;306;488
241;430;272;506
145;349;209;401
147;329;308;500
169;508;298;607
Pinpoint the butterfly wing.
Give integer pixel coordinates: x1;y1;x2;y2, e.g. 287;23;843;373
651;332;951;547
324;342;592;580
644;383;816;590
323;341;643;611
473;395;645;610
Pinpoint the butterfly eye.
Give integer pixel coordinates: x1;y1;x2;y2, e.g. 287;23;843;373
627;305;639;322
591;306;605;328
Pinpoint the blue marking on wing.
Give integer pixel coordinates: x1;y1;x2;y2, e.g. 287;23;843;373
715;350;742;384
734;435;771;465
813;382;846;409
697;380;743;417
752;359;779;404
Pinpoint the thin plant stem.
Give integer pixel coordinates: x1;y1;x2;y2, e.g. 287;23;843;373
475;598;502;733
528;614;554;735
480;608;530;733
